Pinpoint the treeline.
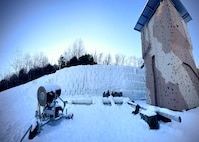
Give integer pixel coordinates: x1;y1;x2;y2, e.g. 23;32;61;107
58;39;97;69
58;54;96;69
0;53;96;92
0;64;57;92
0;39;144;92
59;39;144;66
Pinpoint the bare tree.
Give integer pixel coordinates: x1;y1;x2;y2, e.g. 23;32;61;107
115;54;120;65
63;48;72;63
115;54;126;65
91;51;104;64
23;53;33;72
92;51;98;64
127;56;139;66
71;39;85;58
10;49;23;74
121;55;126;66
98;53;103;64
32;52;49;68
103;53;112;65
125;56;143;67
125;56;132;66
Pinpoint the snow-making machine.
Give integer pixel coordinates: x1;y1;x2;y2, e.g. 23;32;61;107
20;84;73;142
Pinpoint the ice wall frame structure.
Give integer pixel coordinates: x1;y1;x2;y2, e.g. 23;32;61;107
134;0;199;111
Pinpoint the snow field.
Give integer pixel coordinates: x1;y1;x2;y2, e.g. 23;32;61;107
21;97;199;142
0;65;199;142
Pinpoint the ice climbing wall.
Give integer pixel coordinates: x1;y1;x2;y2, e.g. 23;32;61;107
45;65;146;100
141;0;199;110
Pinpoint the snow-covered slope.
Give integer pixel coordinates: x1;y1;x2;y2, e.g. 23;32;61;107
0;65;199;142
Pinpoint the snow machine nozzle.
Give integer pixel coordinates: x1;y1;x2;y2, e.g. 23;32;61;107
20;84;73;142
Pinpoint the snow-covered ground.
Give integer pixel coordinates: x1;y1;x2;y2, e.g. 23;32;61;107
0;65;199;142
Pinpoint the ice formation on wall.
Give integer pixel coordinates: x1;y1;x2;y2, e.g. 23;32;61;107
43;65;146;100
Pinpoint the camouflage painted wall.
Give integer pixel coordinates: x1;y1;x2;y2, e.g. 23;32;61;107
141;0;199;111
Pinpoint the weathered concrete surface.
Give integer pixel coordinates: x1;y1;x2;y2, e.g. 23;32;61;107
141;0;199;111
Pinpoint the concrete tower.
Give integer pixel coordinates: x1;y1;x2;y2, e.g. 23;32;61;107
134;0;199;111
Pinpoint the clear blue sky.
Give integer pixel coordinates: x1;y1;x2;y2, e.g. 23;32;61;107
0;0;198;77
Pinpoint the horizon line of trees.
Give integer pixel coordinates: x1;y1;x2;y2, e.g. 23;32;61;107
0;52;97;92
59;39;144;67
1;38;199;92
0;38;145;92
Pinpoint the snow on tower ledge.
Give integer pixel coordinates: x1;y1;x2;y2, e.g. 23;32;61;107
134;0;199;111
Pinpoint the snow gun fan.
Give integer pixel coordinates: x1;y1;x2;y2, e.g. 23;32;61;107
37;85;64;121
20;84;73;142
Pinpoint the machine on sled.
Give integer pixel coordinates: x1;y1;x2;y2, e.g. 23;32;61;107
20;84;73;142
